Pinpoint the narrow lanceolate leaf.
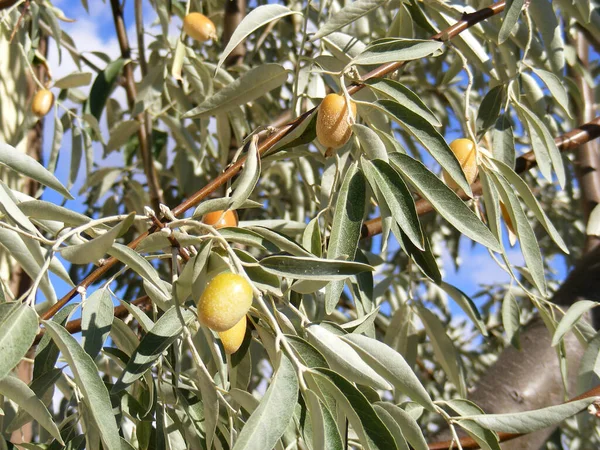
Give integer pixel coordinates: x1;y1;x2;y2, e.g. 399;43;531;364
53;72;92;89
531;68;570;117
362;158;424;250
217;5;300;71
439;282;487;337
60;213;135;264
529;0;565;73
342;333;435;410
108;243;166;295
353;124;388;161
307;325;392;390
0;304;38;380
374;405;410;450
325;163;366;314
498;0;525;44
231;136;260;210
552;301;597;347
501;290;521;349
184;64;288;118
486;169;547;296
0;143;72;199
43;321;121;450
374;100;472;195
365;79;441;127
304;389;343;450
0;376;62;443
417;307;466;397
578;331;600;394
469;397;599;434
446;399;501;450
353;38;444;66
112;307;195;392
389;154;501;253
492;114;515;168
492;158;568;253
312;0;387;41
260;255;373;281
375;402;428;450
232;355;298;450
310;368;396;450
87;58;125;121
476;85;505;138
81;289;114;359
106;120;140;153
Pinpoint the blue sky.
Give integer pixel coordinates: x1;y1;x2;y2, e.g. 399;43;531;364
36;0;569;320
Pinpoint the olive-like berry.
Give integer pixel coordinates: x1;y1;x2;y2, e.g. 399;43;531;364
31;89;54;117
316;93;357;150
197;273;253;332
219;316;247;354
443;138;478;191
202;210;238;229
183;12;217;42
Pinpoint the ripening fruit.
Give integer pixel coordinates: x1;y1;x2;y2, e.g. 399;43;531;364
219;316;247;354
316;93;357;150
500;201;517;246
197;273;253;332
202;210;238;229
31;89;54;117
183;12;217;42
443;138;478;191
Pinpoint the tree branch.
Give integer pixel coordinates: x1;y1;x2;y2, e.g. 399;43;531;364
109;0;163;212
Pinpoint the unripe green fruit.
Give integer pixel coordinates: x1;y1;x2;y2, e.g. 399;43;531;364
197;273;253;332
219;316;247;354
183;13;217;42
316;93;357;150
443;138;478;191
31;89;54;117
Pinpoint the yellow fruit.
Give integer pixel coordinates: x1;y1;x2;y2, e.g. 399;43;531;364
202;210;238;229
183;12;217;42
443;138;478;191
197;273;253;332
500;201;517;246
316;93;357;150
31;89;54;117
219;316;247;354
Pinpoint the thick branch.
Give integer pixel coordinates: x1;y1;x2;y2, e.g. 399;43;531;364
222;0;246;66
109;0;163;212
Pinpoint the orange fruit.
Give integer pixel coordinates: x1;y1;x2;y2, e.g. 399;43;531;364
183;13;217;42
202;210;238;229
316;93;357;150
31;89;54;117
443;138;478;191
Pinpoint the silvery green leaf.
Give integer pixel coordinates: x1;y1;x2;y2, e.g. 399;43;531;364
53;72;92;89
469;397;598;433
375;402;428;450
311;0;387;41
552;300;597;346
325;163;366;313
342;333;435;410
118;299;154;332
192;198;262;220
217;5;300;72
529;0;565;73
304;389;343;450
374;100;472;195
232;355;298;450
302;217;322;258
108;242;166;295
171;38;185;81
362;158;423;250
373;405;410;450
112;307;195;392
352;38;444;66
0;304;38;381
417;306;466;397
231;137;260;210
309;368;396;449
365;79;441;128
48;113;66;174
43;321;121;450
81;289;114;359
493;158;568;253
485;169;547;296
184;64;288;118
446;399;501;450
492;114;515;168
306;325;391;390
69;126;82;189
439;282;487;336
389;154;501;253
0;143;72;199
246;226;311;256
260;255;373;281
501;290;521;349
476;85;505;138
578;331;600;395
0;181;37;233
60;213;135;264
0;375;62;443
353;123;388;161
106;120;140;153
498;0;525;44
531;67;570;117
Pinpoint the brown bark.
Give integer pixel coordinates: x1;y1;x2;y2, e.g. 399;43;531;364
222;0;247;67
